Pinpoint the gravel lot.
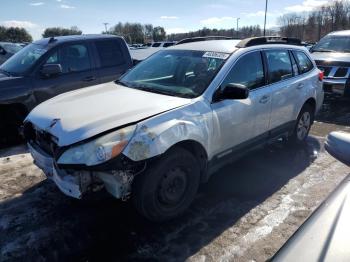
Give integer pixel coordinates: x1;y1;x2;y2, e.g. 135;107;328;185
0;95;350;262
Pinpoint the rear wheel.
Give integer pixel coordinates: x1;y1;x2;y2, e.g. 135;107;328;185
289;104;314;144
132;147;200;222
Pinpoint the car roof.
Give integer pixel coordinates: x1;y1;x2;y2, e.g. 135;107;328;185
169;40;241;53
33;34;122;46
168;39;305;53
327;30;350;36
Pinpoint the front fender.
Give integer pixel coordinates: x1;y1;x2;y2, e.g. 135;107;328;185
122;101;212;161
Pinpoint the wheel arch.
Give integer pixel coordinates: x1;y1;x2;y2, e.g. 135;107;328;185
167;140;209;183
296;97;316;123
304;97;316;111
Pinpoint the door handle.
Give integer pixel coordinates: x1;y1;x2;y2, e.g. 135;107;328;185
296;83;304;90
82;76;96;82
259;95;269;104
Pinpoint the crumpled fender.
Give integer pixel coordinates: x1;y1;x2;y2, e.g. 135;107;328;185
122;100;213;161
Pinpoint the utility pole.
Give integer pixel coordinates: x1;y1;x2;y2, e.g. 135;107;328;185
236;17;240;39
263;0;268;36
103;22;109;34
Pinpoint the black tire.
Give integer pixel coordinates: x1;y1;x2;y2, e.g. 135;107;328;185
132;147;200;222
289;104;314;144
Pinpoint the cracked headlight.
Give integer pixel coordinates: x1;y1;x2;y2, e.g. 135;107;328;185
57;125;136;166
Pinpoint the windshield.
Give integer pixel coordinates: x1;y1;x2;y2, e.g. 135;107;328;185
312;36;350;52
0;43;48;75
2;43;23;53
119;50;229;98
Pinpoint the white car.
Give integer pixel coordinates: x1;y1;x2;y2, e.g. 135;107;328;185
24;37;324;221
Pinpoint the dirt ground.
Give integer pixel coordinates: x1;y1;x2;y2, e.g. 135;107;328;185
0;95;350;262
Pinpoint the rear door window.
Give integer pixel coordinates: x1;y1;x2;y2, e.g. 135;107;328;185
265;50;293;84
95;39;125;68
293;51;314;74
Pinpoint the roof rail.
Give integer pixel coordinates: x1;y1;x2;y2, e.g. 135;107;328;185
176;36;236;45
236;36;302;48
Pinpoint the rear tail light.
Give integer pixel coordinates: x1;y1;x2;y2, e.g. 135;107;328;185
319;71;324;81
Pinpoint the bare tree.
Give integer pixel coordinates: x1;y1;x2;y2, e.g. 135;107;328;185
278;0;350;42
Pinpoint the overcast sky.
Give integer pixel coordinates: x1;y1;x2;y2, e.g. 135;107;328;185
1;0;329;39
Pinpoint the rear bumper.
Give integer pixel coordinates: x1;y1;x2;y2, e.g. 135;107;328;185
323;78;347;95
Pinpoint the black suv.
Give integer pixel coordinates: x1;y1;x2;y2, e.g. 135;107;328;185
310;30;350;97
0;34;132;143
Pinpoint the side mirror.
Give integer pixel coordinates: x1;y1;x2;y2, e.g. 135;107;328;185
216;83;249;101
40;64;62;78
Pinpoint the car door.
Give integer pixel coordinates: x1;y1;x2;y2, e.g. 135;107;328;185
264;49;300;134
92;38;131;83
32;42;99;104
210;51;272;157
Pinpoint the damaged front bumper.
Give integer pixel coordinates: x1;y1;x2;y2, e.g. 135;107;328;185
28;142;142;200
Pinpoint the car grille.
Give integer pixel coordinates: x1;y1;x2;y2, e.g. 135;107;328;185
334;67;348;77
315;60;350;78
23;122;58;156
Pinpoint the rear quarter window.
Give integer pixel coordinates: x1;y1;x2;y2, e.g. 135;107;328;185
293;51;314;74
95;39;125;68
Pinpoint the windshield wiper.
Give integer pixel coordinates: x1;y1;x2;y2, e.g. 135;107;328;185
135;85;178;97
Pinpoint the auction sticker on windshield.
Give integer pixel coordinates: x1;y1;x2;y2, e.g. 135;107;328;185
203;52;230;60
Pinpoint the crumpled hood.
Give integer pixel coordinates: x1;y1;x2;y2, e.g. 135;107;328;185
26;82;191;146
311;51;350;63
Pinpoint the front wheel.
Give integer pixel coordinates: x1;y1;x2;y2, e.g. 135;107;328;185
289;104;314;144
132;147;200;222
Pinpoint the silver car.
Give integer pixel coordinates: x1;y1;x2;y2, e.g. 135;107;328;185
24;37;324;221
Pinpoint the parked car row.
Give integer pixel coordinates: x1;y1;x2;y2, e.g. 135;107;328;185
129;41;176;50
22;36;324;221
0;42;23;65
